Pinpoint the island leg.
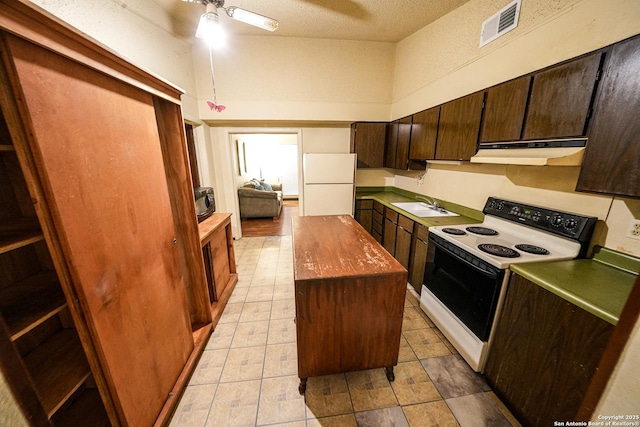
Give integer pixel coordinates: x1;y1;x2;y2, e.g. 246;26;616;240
298;378;308;395
385;366;395;382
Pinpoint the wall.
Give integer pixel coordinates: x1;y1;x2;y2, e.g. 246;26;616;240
191;36;395;122
392;0;640;117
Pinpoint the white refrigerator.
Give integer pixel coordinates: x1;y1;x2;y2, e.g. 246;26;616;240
302;153;356;216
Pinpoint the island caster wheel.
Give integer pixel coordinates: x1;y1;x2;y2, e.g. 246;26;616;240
385;366;395;382
298;378;307;395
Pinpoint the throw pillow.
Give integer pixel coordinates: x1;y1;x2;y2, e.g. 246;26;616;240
242;180;261;190
261;181;273;191
250;178;263;190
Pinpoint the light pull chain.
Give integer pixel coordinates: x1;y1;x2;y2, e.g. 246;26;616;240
206;45;226;112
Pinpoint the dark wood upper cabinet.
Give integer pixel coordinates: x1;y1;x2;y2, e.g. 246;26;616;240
480;76;531;142
350;122;386;168
395;116;412;169
383;116;412;170
577;36;640;198
523;52;602;140
385;120;399;168
436;91;485;161
410;106;439;160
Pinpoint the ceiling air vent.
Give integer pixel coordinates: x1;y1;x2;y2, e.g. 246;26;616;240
479;0;521;47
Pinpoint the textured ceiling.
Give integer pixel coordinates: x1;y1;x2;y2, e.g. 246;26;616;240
155;0;472;42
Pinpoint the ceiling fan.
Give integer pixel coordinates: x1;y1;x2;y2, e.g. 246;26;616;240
181;0;279;37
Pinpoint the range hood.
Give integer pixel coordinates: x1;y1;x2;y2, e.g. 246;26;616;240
470;138;587;166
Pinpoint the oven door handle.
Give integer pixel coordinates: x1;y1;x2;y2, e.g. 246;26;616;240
430;235;502;280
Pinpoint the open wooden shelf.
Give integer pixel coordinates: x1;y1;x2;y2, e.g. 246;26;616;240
23;329;91;417
52;387;110;427
0;271;67;340
0;230;44;254
0;218;44;254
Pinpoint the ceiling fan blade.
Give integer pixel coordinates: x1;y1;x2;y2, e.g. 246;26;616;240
295;0;370;20
224;6;279;32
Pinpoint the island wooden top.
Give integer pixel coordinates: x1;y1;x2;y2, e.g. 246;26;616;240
292;215;406;281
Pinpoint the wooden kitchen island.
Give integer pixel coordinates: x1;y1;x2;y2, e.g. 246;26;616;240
292;215;407;394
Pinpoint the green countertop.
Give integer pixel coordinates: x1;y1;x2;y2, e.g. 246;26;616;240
511;247;639;325
356;187;483;227
358;187;638;326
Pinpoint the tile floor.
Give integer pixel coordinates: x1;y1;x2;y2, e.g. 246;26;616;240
169;236;522;427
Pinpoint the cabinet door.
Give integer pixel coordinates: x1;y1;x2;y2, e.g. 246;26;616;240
209;227;231;298
371;202;384;244
436;91;485;160
485;274;613;427
355;200;373;233
410;107;439;160
385;120;399;168
8;36;193;426
480;76;530;142
523;52;602;139
395;117;412;169
409;227;429;294
383;218;397;256
576;36;640;198
351;122;386;168
395;228;412;270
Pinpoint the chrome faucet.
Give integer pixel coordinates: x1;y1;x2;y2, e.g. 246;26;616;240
416;195;439;209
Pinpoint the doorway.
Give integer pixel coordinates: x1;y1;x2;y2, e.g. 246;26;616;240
233;133;299;199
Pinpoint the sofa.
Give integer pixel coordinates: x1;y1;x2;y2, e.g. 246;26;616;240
238;180;283;219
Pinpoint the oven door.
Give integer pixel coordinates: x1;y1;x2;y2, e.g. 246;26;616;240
424;233;504;341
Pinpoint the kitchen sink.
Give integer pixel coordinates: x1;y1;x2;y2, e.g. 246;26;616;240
390;202;460;218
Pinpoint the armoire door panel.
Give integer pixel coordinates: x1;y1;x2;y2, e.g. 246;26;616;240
7;36;193;426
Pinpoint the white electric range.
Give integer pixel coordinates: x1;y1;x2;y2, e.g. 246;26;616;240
420;197;597;372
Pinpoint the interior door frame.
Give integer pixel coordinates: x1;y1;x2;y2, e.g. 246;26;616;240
223;127;303;238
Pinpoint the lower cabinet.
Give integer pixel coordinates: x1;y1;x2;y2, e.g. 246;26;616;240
372;202;384;244
395;215;414;270
383;208;399;256
355;199;373;233
357;200;430;294
408;225;429;294
485;273;614;427
199;214;238;321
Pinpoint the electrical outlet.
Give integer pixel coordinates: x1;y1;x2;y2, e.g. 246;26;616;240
627;219;640;240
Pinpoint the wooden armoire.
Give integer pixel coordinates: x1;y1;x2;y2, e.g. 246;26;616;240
0;0;215;425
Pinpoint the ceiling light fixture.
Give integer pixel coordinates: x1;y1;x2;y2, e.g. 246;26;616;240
185;0;279;36
195;3;226;47
184;0;279;113
224;6;279;32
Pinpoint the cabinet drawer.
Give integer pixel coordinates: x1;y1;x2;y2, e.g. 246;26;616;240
372;210;383;225
384;208;399;223
373;201;384;214
372;219;383;235
416;224;429;242
356;199;373;210
398;215;414;232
